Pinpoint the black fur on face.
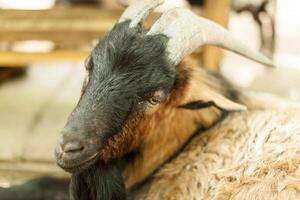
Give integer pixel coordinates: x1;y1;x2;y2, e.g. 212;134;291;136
55;20;176;173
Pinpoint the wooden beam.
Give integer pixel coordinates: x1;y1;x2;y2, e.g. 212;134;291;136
0;6;159;44
0;7;120;43
0;51;89;66
0;6;226;68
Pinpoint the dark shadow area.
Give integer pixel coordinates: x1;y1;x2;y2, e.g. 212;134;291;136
0;176;69;200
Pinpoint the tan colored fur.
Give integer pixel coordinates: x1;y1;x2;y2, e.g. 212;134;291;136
122;59;236;187
100;58;231;187
98;57;300;200
133;92;300;200
99;56;300;199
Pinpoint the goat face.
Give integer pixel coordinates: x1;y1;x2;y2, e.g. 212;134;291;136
54;21;175;173
55;0;274;174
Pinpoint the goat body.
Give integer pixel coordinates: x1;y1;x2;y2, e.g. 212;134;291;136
66;58;300;199
132;92;300;199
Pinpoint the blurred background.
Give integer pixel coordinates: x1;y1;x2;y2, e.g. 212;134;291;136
0;0;299;188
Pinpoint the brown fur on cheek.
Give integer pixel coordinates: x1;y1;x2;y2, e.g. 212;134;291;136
99;105;159;163
123;59;227;188
99;128;136;163
99;59;196;163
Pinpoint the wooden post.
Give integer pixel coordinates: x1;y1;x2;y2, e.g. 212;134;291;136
202;0;230;72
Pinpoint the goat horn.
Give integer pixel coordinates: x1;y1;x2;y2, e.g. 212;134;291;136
147;8;275;67
119;0;164;28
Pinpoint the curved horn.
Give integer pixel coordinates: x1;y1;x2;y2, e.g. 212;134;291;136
147;8;275;67
119;0;164;28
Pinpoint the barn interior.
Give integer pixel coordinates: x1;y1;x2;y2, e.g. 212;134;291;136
0;0;299;196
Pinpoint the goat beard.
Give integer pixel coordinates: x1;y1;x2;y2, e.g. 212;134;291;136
69;160;126;200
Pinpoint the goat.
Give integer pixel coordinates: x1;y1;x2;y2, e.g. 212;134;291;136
53;0;275;199
1;84;299;200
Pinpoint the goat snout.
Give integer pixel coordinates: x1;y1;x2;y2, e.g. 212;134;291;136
54;129;101;173
55;133;88;163
61;138;84;154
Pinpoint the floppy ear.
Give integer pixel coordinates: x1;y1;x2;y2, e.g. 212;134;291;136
179;84;247;112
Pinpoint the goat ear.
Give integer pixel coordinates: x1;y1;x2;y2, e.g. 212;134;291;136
179;88;247;112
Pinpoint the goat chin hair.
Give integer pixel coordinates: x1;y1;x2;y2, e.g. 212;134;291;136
70;160;126;200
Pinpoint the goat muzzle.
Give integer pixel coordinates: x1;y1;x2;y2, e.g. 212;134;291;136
54;128;101;174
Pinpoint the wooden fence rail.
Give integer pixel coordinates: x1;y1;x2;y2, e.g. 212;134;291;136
0;2;229;70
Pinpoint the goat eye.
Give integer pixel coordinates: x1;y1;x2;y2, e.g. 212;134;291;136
148;97;161;105
147;90;165;105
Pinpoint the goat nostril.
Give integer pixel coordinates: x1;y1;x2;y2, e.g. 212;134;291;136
62;141;84;153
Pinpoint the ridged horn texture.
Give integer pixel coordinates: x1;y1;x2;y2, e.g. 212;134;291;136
147;8;275;67
119;0;164;28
